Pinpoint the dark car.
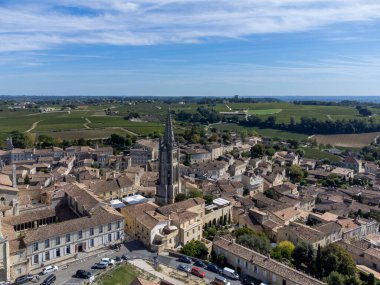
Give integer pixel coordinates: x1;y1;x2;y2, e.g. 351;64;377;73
193;260;207;268
177;256;192;264
115;256;122;262
74;270;92;279
15;274;33;285
206;263;222;274
41;274;56;285
92;262;107;269
121;254;128;260
177;264;191;273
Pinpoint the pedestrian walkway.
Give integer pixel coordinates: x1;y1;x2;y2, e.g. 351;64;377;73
128;259;186;285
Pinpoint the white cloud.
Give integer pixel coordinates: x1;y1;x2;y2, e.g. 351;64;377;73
0;0;380;52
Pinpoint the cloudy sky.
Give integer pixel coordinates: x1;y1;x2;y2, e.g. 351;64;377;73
1;0;380;96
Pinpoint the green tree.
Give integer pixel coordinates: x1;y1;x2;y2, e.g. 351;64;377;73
288;165;304;183
24;175;30;185
187;188;203;198
320;244;356;278
326;272;345;285
175;193;187;202
292;241;314;270
344;275;362;285
234;228;271;255
181;240;208;258
264;188;279;200
203;194;213;205
367;273;376;285
271;241;295;262
251;144;265;158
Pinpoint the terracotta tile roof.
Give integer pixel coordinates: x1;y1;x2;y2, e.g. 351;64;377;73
213;237;325;285
23;206;123;244
157;198;204;216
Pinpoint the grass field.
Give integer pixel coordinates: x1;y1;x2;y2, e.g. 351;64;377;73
213;123;308;140
0;101;379;144
313;132;380;147
302;147;342;163
246;109;282;115
100;264;137;285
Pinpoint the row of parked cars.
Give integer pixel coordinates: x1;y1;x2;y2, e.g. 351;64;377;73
176;255;240;284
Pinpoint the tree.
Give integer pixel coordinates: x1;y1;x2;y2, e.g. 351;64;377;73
251;144;265;158
344;275;362;285
38;134;55;148
181;240;208;258
316;244;322;278
326;272;345;285
320;243;356;278
271;241;295;262
288;165;305;183
264;188;280;200
235;228;271;255
175;193;187;202
24;175;30;185
203;194;213;205
367;273;376;285
187;188;203;198
292;241;314;270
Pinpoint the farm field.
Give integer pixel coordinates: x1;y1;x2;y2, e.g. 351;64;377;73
302;147;342;163
215;102;362;123
213;123;308;140
313;132;380;147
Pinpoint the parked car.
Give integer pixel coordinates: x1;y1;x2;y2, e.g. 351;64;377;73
177;256;192;264
101;258;115;266
193;260;207;268
214;275;231;285
177;264;191;273
206;263;222;274
42;266;58;275
115;256;122;263
92;262;107;269
14;274;33;285
121;254;128;261
41;274;56;285
191;267;205;278
223;267;239;280
74;270;92;279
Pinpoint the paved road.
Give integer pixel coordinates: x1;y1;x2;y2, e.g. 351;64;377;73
20;240;244;285
157;255;242;285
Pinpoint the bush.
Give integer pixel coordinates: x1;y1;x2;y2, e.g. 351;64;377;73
181;240;208;259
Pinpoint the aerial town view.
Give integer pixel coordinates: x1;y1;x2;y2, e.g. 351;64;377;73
2;1;380;285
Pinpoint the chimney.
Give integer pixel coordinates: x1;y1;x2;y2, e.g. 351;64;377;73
12;164;17;188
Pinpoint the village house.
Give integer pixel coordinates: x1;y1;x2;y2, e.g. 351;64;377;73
213;236;325;285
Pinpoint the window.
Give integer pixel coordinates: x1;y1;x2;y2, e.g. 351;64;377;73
90;228;94;236
108;223;112;231
33;242;38;252
33;254;39;264
90;239;94;247
45;251;50;261
56;248;61;258
44;239;49;249
56;236;60;245
117;221;121;229
66;246;71;255
187;232;189;237
116;231;120;240
78;230;83;239
99;225;103;233
272;274;277;282
66;234;70;243
108;233;112;242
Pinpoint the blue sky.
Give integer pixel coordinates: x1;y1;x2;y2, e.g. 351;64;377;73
1;0;380;96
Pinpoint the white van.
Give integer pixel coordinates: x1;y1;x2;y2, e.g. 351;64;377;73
223;267;239;280
214;275;231;285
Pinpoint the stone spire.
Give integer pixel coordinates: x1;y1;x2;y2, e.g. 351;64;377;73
164;107;174;146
